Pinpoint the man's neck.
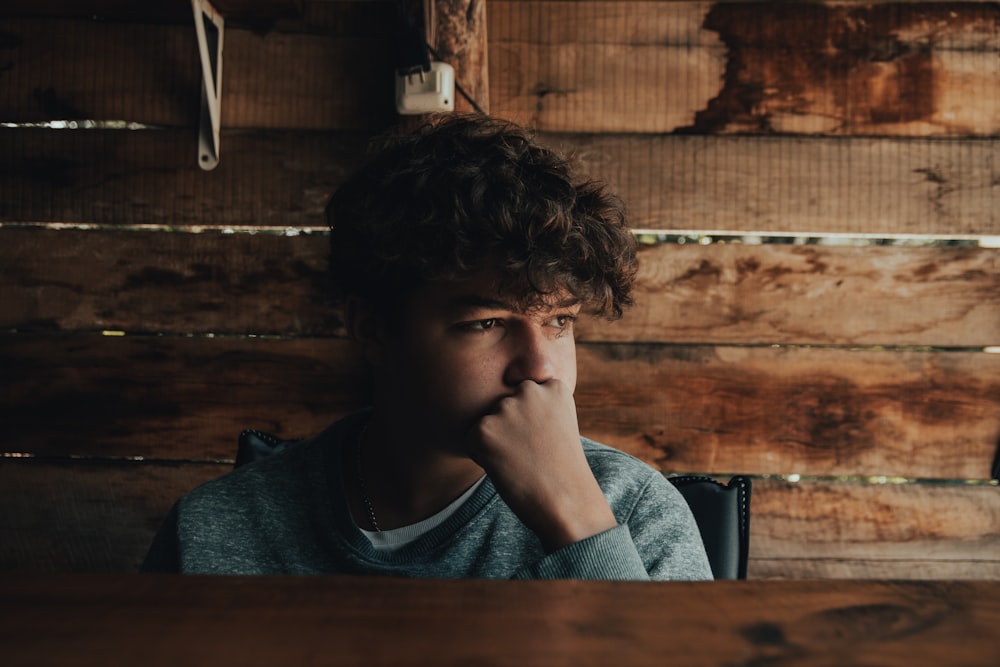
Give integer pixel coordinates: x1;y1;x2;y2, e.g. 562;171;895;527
348;413;485;530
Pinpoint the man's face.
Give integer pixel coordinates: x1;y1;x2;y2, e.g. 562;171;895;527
371;269;581;453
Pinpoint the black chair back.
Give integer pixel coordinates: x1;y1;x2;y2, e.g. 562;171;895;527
669;475;752;580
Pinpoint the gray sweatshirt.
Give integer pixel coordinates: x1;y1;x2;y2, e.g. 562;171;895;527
142;412;712;580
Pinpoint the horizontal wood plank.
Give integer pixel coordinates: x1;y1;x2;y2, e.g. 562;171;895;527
0;1;400;33
3;577;999;667
542;132;1000;236
578;242;1000;347
5;3;998;136
0;333;372;462
577;344;1000;481
3;228;997;347
0;0;398;39
751;558;1000;580
489;1;727;133
0;129;368;227
0;228;342;336
3;128;997;236
489;1;1000;135
0;459;226;572
2;333;997;480
3;459;997;579
0;0;306;25
748;478;1000;579
490;39;725;134
0;16;396;129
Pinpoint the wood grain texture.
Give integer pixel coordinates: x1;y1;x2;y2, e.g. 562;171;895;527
0;17;395;129
0;0;305;24
3;576;998;666
586;242;1000;347
0;18;201;124
751;557;1000;581
0;333;372;462
2;460;997;579
433;0;490;113
0;129;369;227
692;2;1000;137
541;132;1000;236
489;1;1000;135
3;333;997;480
489;1;727;132
576;344;1000;481
3;228;998;346
747;478;1000;579
0;1;393;38
4;128;997;236
0;459;225;572
0;228;343;336
4;3;997;136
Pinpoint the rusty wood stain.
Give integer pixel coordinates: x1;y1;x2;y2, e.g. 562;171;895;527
689;3;998;133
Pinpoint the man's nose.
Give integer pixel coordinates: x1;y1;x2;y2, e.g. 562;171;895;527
503;327;557;386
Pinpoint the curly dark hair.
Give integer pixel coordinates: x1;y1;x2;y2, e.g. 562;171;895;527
326;114;637;320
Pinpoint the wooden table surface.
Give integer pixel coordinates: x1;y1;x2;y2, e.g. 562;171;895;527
1;574;998;666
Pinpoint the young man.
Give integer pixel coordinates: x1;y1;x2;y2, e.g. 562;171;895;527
143;115;711;580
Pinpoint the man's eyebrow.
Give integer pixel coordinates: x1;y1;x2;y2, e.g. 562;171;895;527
447;294;581;313
447;295;517;312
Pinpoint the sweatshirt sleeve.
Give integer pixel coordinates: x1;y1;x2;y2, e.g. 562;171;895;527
510;523;652;580
140;504;182;573
510;458;713;581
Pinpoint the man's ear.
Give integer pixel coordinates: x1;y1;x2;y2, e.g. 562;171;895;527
344;297;387;367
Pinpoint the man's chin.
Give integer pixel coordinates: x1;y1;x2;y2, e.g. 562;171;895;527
406;413;482;458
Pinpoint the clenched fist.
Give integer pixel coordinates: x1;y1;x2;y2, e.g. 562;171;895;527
467;379;618;552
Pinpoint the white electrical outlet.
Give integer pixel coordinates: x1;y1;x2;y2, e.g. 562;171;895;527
395;62;455;115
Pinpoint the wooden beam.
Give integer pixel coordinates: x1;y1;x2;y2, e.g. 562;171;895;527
3;333;997;480
2;228;997;347
751;557;1000;580
0;0;305;25
3;459;997;578
0;228;343;337
489;1;1000;136
748;478;1000;579
489;1;724;133
581;242;1000;348
576;343;1000;481
3;129;998;236
540;132;1000;236
4;3;997;134
0;459;226;572
0;17;396;129
0;129;370;227
689;1;1000;137
431;0;489;113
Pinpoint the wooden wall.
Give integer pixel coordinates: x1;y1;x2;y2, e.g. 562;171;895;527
1;0;998;579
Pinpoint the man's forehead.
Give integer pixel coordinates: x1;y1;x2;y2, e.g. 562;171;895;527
447;291;580;313
407;267;581;314
430;270;575;308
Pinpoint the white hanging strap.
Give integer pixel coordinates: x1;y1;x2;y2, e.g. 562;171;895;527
192;0;224;170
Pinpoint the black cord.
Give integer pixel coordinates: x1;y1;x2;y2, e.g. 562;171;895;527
425;43;487;115
393;1;486;116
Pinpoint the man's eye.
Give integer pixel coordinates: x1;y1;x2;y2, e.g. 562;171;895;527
466;318;499;331
551;315;576;328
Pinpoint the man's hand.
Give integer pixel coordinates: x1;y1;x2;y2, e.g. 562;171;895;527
466;380;618;552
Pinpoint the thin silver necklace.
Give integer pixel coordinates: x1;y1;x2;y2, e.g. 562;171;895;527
356;425;381;532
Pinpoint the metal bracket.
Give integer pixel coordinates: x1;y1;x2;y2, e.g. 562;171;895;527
192;0;224;170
